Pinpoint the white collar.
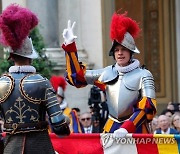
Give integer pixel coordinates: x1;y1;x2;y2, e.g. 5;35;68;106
84;126;92;133
115;59;140;73
9;65;36;73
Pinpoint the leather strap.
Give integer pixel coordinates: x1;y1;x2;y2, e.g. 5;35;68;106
4;121;48;130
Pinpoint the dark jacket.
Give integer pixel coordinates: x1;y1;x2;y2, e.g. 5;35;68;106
155;128;179;134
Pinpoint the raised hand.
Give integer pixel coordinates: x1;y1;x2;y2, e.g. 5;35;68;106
62;20;77;45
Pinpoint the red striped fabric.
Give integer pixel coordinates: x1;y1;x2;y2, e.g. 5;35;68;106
50;133;180;154
50;133;103;154
133;134;159;154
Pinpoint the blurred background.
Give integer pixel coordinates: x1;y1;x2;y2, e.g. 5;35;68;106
0;0;180;114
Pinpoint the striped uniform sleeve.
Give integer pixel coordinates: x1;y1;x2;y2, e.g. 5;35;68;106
121;97;157;133
62;42;87;88
44;80;66;125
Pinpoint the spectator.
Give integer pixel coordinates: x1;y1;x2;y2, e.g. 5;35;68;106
154;115;179;134
166;102;180;114
80;112;100;133
161;109;174;120
167;102;175;111
149;116;159;133
171;113;180;132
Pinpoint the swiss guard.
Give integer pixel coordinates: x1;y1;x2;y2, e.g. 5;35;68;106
61;11;157;138
0;4;70;154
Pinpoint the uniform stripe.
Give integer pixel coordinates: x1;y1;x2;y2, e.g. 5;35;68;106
66;54;73;84
151;98;157;108
133;110;145;126
71;110;82;133
69;54;77;74
103;118;121;133
103;118;114;133
66;52;87;87
137;97;146;109
71;52;80;71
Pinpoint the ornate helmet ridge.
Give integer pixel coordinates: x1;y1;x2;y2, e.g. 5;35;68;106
109;11;141;56
0;3;39;59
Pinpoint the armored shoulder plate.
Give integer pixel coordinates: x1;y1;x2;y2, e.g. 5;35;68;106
85;68;105;84
85;65;118;84
20;74;51;104
98;65;118;83
123;68;142;90
0;74;14;103
123;68;155;98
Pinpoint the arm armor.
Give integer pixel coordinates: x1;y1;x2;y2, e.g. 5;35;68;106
45;81;70;136
50;115;70;136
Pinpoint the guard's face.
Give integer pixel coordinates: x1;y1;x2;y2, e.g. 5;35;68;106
114;45;131;67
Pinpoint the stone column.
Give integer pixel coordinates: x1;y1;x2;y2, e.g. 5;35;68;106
2;0;26;9
175;0;180;102
58;0;82;49
27;0;59;48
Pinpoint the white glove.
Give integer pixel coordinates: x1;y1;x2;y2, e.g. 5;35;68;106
113;128;128;138
62;20;77;45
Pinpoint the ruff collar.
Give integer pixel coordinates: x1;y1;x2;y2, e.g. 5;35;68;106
115;59;140;73
9;65;36;73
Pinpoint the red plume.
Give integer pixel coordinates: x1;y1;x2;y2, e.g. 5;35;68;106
110;12;140;43
0;3;38;50
50;76;67;92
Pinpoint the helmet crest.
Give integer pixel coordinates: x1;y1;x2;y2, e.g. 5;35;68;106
110;12;140;43
109;12;141;56
0;3;38;51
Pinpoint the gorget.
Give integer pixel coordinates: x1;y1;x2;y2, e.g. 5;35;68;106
9;65;36;73
114;59;140;73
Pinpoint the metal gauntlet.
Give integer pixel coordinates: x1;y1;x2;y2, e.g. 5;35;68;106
51;115;70;136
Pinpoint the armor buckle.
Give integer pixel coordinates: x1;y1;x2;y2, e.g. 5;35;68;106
12;123;18;130
11;123;18;134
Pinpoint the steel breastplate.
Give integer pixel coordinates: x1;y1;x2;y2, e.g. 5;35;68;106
106;74;139;118
105;68;155;119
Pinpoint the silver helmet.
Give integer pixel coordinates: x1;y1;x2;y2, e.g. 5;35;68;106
10;37;38;59
109;32;140;56
57;86;64;98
